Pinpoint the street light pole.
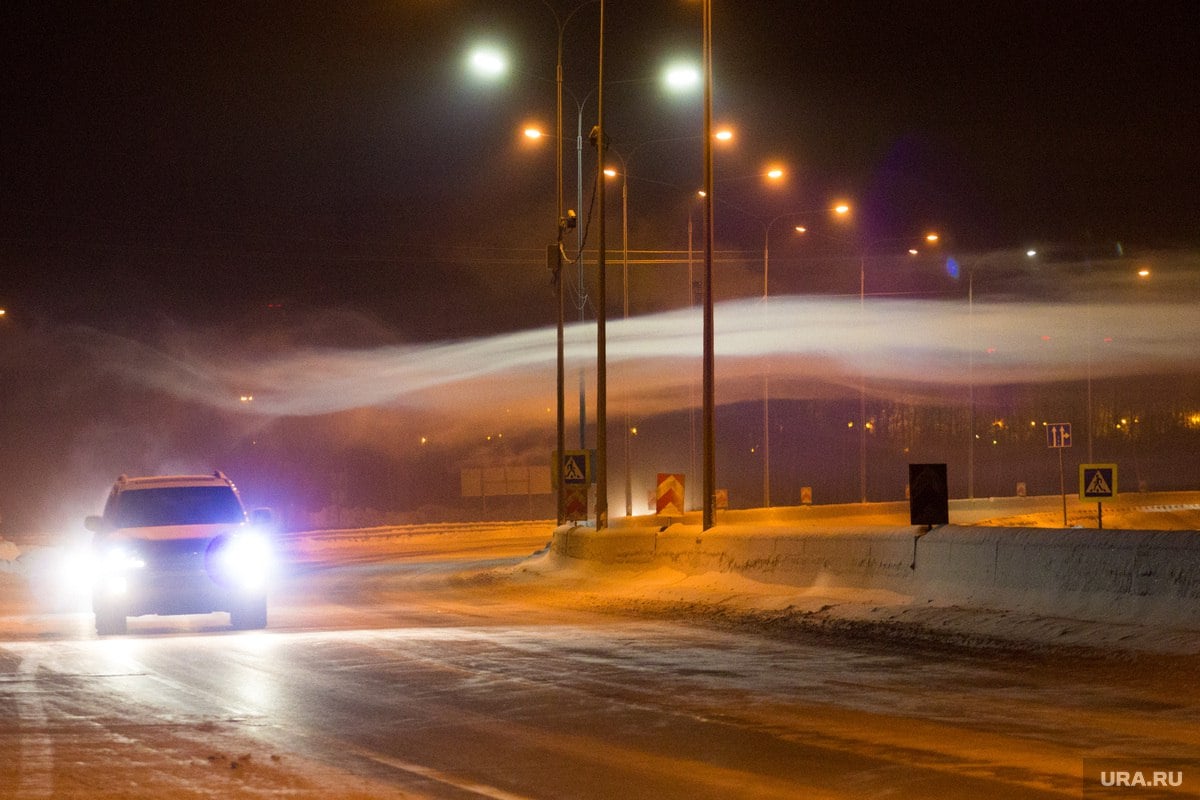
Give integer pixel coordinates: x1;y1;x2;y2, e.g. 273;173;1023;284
762;223;770;509
701;0;715;531
539;0;596;524
968;267;975;501
553;9;566;526
758;209;841;508
859;254;867;504
857;232;939;504
594;0;608;529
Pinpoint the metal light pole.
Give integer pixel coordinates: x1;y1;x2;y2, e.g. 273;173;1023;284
701;0;715;531
859;254;867;504
594;0;608;529
553;10;567;525
755;208;844;508
761;223;771;509
616;161;631;517
968;267;975;501
540;0;596;523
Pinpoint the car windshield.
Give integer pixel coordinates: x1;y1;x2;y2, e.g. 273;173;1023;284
112;486;245;528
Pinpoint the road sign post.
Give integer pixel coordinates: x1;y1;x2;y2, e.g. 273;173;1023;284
560;450;591;522
1079;463;1118;529
1046;423;1072;526
656;473;686;518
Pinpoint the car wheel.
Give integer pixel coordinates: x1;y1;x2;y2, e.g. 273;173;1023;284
95;602;127;636
230;595;267;630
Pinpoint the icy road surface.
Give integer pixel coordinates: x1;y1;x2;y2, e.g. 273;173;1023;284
2;522;1199;799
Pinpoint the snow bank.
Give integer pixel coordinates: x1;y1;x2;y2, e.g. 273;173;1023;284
551;521;1200;631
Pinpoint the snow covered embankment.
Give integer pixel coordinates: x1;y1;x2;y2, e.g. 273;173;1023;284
550;523;1200;647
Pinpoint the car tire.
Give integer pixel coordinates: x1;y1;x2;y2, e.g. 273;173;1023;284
95;602;127;636
230;595;268;630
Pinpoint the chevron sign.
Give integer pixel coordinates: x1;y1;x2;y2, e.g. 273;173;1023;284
656;473;686;517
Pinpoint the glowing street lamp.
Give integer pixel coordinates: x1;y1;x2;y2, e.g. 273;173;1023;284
467;47;508;79
663;62;700;91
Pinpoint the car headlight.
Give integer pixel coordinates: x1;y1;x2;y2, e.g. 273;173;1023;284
207;532;273;592
100;545;146;574
94;545;145;597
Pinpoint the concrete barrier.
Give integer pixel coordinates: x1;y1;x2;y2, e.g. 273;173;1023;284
551;522;1200;627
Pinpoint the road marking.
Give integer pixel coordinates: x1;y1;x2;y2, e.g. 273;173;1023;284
16;654;54;798
351;746;534;800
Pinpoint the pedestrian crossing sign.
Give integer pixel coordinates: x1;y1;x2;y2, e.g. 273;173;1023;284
1079;463;1117;501
560;450;590;485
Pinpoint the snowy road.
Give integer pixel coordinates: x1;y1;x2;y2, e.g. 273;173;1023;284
2;526;1199;799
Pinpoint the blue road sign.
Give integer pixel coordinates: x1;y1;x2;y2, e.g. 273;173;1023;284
1046;422;1073;448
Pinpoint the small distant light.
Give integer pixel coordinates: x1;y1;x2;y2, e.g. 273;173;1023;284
1026;249;1037;257
908;248;919;256
1;308;8;316
834;203;851;215
603;167;617;177
925;233;939;243
630;427;638;436
240;395;254;403
847;421;854;428
714;129;733;141
1137;267;1151;278
524;127;544;139
986;347;997;354
794;226;807;234
1041;335;1051;342
697;189;707;198
420;436;428;446
766;168;784;180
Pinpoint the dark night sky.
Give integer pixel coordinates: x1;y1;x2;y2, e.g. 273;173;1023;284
3;0;1198;336
2;2;1199;531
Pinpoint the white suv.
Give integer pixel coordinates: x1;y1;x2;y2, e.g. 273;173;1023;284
85;472;274;635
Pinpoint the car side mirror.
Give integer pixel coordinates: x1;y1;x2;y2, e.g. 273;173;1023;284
84;515;109;534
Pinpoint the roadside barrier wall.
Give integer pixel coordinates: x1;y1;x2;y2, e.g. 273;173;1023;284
551;524;1200;627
